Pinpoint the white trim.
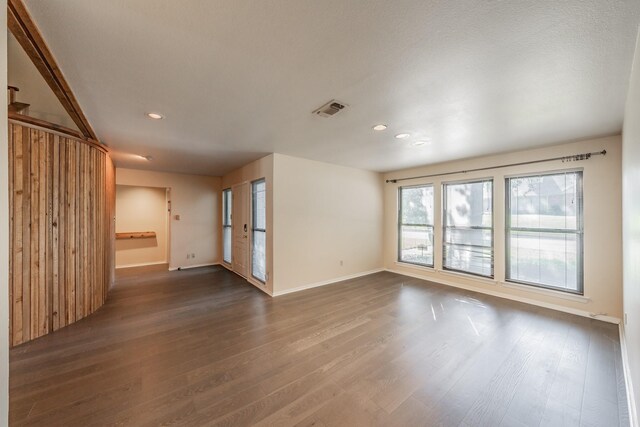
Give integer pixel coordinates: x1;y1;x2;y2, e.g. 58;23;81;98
247;278;272;296
386;268;620;324
620;324;639;427
272;269;385;297
499;280;591;303
168;262;219;271
246;269;271;296
218;262;273;296
116;261;168;269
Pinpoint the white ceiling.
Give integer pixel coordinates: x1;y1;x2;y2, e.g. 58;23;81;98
24;0;640;176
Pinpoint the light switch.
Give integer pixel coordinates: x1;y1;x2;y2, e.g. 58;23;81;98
174;214;181;220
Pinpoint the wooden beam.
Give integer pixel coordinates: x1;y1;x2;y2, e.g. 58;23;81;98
8;0;98;140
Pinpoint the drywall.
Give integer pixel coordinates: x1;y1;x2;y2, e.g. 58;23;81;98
384;136;623;321
272;154;384;294
622;29;640;424
221;154;274;294
115;185;168;268
1;4;9;425
116;169;221;270
7;31;77;130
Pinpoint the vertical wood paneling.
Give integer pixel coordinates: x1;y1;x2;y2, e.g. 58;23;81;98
30;129;39;340
68;139;76;325
78;143;85;320
58;140;66;328
51;135;60;331
22;125;31;345
11;124;23;345
9;124;14;345
8;120;115;347
37;130;47;336
46;133;54;334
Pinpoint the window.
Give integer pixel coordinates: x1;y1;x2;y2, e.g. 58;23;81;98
252;179;266;282
443;179;493;277
398;185;434;267
222;189;232;264
506;171;583;294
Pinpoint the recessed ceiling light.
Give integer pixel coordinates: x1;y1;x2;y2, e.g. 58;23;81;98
412;140;430;146
147;112;163;120
395;133;411;139
373;124;387;131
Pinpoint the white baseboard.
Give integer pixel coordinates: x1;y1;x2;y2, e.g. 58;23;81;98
248;278;272;296
620;324;639;427
272;269;385;297
168;262;219;271
385;268;621;324
216;262;273;296
116;261;168;269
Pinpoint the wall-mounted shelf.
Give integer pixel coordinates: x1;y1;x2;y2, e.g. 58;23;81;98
116;231;156;240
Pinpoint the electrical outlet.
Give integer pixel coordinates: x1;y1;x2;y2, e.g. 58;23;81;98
186;254;191;259
191;253;195;258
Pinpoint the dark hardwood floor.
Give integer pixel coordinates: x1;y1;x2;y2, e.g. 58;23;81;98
9;265;628;426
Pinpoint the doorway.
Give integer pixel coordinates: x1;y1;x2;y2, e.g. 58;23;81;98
115;185;171;269
231;182;250;277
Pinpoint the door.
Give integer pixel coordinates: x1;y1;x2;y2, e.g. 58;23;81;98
232;182;250;277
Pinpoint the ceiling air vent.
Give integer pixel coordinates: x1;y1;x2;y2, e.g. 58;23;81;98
312;100;347;118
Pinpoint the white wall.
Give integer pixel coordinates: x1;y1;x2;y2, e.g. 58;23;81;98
7;31;78;130
272;154;384;295
115;185;168;268
1;5;9;425
116;168;221;270
222;155;274;294
384;136;623;321
622;28;640;424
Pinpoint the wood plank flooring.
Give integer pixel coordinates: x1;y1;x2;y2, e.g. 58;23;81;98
9;266;629;426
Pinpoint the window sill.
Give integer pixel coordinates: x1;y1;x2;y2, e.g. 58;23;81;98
499;281;590;304
394;261;435;273
394;262;498;286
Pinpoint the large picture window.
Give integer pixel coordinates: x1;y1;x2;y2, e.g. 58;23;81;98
443;179;493;277
506;171;583;294
252;179;266;283
398;185;434;267
222;189;232;264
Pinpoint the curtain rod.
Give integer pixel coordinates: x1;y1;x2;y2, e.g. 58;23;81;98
385;150;606;184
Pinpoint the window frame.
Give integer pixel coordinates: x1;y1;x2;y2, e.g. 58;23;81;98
504;169;584;295
397;184;435;268
222;188;232;264
251;178;267;284
442;178;495;279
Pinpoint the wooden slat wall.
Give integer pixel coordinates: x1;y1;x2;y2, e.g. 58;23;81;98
8;120;115;347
